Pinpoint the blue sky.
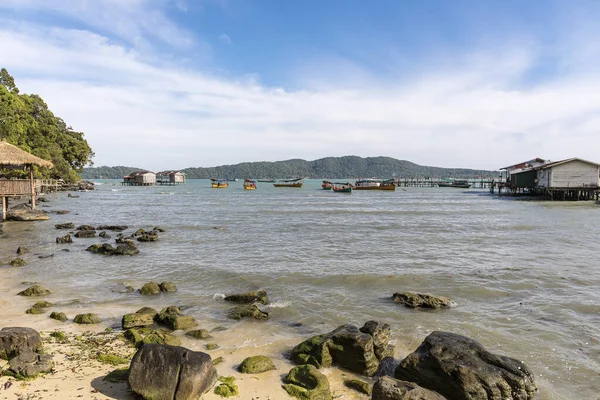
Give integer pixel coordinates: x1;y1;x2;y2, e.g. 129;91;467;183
1;0;599;170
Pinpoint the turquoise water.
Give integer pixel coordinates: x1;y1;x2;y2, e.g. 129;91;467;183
1;179;599;398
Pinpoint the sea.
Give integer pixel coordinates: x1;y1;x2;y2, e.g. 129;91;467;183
1;179;599;399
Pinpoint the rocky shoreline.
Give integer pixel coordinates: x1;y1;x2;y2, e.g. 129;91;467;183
0;194;540;400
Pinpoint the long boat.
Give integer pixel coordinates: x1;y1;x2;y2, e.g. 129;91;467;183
243;179;257;190
257;179;276;183
210;179;229;188
322;180;333;190
353;179;396;191
332;183;352;193
273;182;303;188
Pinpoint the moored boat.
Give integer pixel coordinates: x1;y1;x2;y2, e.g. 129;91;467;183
332;183;352;193
243;179;257;190
211;179;229;188
322;180;333;190
273;182;303;188
353;178;396;191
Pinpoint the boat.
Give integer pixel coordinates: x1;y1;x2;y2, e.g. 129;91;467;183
210;179;229;188
438;180;471;188
321;180;333;190
257;179;276;183
273;182;303;188
353;178;396;191
332;183;352;193
243;179;257;190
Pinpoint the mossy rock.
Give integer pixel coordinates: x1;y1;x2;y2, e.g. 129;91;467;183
238;355;276;374
124;329;144;346
103;368;129;383
133;228;146;236
32;301;53;309
122;312;155;329
9;258;26;267
137;233;158;242
205;343;220;351
73;313;101;324
153;226;166;232
159;281;177;292
50;331;67;341
344;379;372;395
282;365;332;400
185;329;212;340
124;328;181;348
214;376;239;398
18;285;51;296
55;223;75;229
99;231;111;239
49;312;68;322
290;334;330;368
391;292;452;309
156;306;197;330
136;306;158;315
98;353;129;366
77;225;96;231
213;356;224;366
16;246;29;255
140;281;160;295
26;307;45;315
224;290;269;305
227;304;269;321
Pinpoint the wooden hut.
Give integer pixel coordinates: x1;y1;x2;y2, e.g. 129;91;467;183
0;138;54;220
156;170;186;185
122;171;156;186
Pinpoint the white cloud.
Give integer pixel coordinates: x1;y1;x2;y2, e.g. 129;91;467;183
218;33;232;45
1;7;599;171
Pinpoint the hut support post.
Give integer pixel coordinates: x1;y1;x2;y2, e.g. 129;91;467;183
29;165;36;210
1;196;6;221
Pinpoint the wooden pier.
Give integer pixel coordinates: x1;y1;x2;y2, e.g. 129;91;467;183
396;178;497;188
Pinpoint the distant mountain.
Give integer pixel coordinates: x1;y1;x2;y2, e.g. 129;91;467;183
81;156;497;180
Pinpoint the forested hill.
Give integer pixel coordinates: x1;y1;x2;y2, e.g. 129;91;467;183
82;156;497;179
0;68;94;182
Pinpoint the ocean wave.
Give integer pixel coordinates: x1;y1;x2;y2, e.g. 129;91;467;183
213;293;226;300
264;301;291;309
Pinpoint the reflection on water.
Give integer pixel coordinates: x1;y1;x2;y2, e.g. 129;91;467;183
1;179;599;399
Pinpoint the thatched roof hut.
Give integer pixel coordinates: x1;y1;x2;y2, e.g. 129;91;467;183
0;138;53;168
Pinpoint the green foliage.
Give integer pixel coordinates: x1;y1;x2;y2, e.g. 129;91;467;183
97;353;129;365
214;376;239;397
82;156;497;180
0;68;94;182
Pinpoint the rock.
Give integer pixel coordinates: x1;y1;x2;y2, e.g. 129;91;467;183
97;225;128;231
140;281;161;295
205;343;219;351
394;331;537;400
9;258;26;267
115;235;133;244
113;242;139;255
185;329;212;340
32;301;53;308
375;357;400;378
74;229;96;238
344;379;372;395
86;243;115;254
156;306;198;331
136;307;158;315
99;231;111;239
49;312;68;322
56;234;73;244
137;233;158;242
128;344;217;400
54;210;70;215
238;355;276;374
73;313;101;324
213;356;224;366
122;312;155;329
38;254;54;259
6;207;49;221
227;304;269;321
98;353;129;365
6;350;54;379
282;364;331;400
224;290;269;305
360;320;393;360
159;282;177;292
391;292;452;309
18;285;51;296
0;327;43;360
87;242;138;255
153;226;166;232
291;322;389;376
55;222;75;229
214;376;239;397
373;376;447;400
26;307;45;315
16;246;28;255
77;224;96;230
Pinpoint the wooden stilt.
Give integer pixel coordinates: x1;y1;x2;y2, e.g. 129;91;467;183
1;196;6;221
29;165;36;210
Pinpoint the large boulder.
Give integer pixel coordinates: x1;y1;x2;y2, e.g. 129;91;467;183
291;321;391;376
237;355;276;374
140;281;160;295
395;331;537;400
160;282;177;292
373;376;447;400
282;364;331;400
6;207;49;221
55;222;75;229
6;350;54;379
224;290;269;305
113;242;140;255
73;313;101;324
122;312;155;329
17;285;51;296
74;229;96;238
128;344;217;400
227;304;269;320
0;327;42;360
391;292;452;309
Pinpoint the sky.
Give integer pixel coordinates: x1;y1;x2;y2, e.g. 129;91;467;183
1;0;600;170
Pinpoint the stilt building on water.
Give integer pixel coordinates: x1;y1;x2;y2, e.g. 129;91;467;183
122;171;156;186
156;170;186;185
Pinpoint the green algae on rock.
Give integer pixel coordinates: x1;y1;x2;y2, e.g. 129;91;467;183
98;353;129;365
227;304;269;321
18;285;51;296
25;307;45;315
156;306;197;331
140;281;160;295
344;379;372;395
282;364;332;400
73;313;101;324
159;281;177;292
205;343;219;351
391;292;452;309
49;311;68;322
185;329;212;340
238;355;276;374
214;376;239;398
223;290;269;305
9;258;26;267
122;312;155;329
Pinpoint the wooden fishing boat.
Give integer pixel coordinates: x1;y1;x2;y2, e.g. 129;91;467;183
243;179;257;190
353;179;396;191
211;179;229;188
332;183;352;193
257;179;276;183
273;182;303;188
322;180;333;190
